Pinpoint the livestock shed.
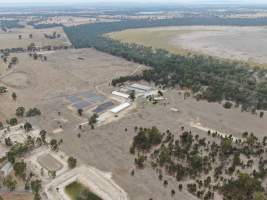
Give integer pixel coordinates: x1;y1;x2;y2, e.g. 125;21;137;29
110;102;131;114
130;83;152;92
112;91;129;99
93;101;114;113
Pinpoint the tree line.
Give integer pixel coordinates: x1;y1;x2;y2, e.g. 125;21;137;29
64;19;267;111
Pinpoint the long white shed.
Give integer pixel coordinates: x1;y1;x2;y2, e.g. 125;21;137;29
111;102;131;114
131;83;152;92
112;91;130;99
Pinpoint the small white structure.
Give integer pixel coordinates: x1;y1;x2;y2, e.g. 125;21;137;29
112;91;129;99
111;102;131;114
170;108;179;112
0;162;13;177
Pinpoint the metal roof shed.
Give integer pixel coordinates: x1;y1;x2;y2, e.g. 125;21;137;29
111;102;131;114
112;91;130;99
131;83;152;92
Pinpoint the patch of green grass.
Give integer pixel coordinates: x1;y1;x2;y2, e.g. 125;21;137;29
65;181;102;200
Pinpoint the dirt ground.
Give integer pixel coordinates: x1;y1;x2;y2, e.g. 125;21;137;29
0;26;70;49
0;193;33;200
1;46;267;199
108;26;267;66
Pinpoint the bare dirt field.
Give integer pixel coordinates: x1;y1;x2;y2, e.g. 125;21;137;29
108;26;267;65
0;192;33;200
0;26;70;49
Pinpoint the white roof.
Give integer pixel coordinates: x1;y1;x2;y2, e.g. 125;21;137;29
1;162;13;177
111;102;131;114
112;91;129;99
154;97;165;100
131;83;151;91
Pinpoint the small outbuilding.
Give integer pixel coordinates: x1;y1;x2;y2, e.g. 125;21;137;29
112;91;130;99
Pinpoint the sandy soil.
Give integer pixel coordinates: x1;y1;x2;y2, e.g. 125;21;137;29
108;26;267;65
0;26;70;49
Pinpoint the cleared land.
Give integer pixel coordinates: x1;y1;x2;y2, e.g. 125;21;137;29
108;26;267;65
0;26;70;49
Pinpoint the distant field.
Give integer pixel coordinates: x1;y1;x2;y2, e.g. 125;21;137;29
107;26;267;66
0;26;70;49
107;27;192;55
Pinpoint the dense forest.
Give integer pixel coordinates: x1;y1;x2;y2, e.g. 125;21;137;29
64;18;267;111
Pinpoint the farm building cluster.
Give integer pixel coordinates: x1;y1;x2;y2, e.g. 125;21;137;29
64;83;162;126
65;83;161;116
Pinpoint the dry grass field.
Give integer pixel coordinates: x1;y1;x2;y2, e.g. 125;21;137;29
1;45;267;199
107;27;191;55
0;26;70;49
0;48;146;125
108;26;267;66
